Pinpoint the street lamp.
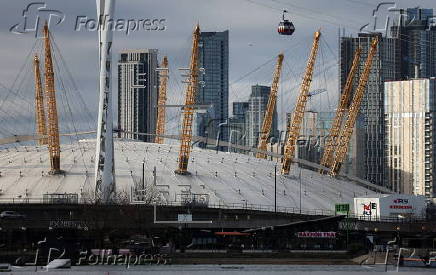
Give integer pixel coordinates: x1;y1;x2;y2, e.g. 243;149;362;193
228;130;241;153
216;119;229;153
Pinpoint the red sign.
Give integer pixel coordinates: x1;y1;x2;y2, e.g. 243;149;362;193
390;205;412;209
297;232;336;238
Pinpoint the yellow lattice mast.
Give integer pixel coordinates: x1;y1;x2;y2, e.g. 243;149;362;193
281;30;321;175
256;53;284;159
319;47;361;173
43;22;61;174
329;37;379;176
175;25;201;175
155;56;169;144
33;54;48;145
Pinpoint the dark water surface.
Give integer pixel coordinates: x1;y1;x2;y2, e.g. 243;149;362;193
6;264;436;274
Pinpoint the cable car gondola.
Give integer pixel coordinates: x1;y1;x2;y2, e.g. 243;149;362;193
278;10;295;36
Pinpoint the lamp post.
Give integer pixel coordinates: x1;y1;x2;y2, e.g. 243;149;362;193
228;130;241;153
269;137;277;161
216;119;228;153
274;164;277;213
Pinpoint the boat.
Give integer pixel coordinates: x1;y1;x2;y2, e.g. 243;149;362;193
0;263;11;272
427;252;436;267
46;259;71;269
401;249;427;267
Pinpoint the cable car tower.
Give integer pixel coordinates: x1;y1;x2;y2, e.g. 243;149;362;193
94;0;116;203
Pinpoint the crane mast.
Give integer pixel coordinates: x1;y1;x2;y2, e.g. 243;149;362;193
175;25;201;175
43;23;61;174
319;47;361;173
256;53;284;159
155;56;169;144
329;37;379;176
281;31;321;175
33;54;48;146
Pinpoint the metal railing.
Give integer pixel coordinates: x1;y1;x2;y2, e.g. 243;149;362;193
0;197;430;223
0;197;334;216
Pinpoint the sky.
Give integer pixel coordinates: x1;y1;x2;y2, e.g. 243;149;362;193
0;0;434;136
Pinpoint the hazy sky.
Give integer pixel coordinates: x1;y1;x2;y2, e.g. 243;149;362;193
0;0;434;134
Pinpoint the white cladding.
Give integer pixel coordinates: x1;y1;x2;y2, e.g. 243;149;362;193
0;140;378;212
353;194;427;219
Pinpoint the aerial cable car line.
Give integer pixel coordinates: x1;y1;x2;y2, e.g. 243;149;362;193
242;0;434;48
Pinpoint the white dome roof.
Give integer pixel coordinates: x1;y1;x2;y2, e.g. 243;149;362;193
0;139;376;213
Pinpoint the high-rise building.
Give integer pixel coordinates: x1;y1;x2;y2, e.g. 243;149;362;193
118;49;159;142
340;7;436;187
245;85;278;148
385;78;436;198
196;30;229;148
228;102;249;153
392;8;436;79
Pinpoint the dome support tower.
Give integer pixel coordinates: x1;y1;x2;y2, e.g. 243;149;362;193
33;54;48;146
43;23;61;174
281;31;321;175
175;25;201;175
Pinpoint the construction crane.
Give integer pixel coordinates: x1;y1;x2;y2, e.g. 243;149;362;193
256;53;284;159
43;22;61;174
33;54;48;146
281;30;321;175
329;37;379;176
319;47;361;173
175;25;201;175
155;56;169;144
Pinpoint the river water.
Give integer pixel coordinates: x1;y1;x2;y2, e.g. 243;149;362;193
7;264;436;274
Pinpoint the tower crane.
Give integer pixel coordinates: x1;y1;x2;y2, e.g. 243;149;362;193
256;53;284;159
329;37;379;176
319;47;361;173
33;54;48;145
155;56;169;144
43;22;61;174
175;25;201;175
281;30;321;175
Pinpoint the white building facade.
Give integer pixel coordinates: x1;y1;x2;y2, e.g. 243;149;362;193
384;78;436;199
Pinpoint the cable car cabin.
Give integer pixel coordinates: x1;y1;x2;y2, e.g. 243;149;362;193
278;10;295;36
278;20;295;35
